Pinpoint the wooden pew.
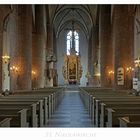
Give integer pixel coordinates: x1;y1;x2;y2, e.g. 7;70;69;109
119;115;140;127
0;88;64;127
79;88;124;117
0;97;47;127
80;87;140;127
0;108;28;127
107;108;140;127
1;93;54;126
94;98;140;127
90;96;140;126
79;87;131;118
79;88;91;112
87;92;140;122
100;102;140;127
0;117;12;127
0;102;38;127
12;89;64;118
13;87;63;93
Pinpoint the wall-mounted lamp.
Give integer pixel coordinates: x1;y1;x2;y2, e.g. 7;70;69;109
108;70;114;75
126;67;134;73
2;55;10;63
10;66;19;73
32;70;36;76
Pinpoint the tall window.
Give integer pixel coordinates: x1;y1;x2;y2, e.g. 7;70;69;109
66;30;79;55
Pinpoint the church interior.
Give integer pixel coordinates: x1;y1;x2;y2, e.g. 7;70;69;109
0;5;140;127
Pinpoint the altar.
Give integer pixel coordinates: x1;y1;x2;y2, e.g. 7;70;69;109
62;54;82;85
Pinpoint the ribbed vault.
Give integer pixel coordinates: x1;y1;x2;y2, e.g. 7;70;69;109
47;5;97;38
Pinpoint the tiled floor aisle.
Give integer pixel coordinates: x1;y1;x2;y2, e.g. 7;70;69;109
47;89;93;127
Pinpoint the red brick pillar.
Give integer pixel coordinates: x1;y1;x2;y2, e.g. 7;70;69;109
7;6;19;91
88;30;93;86
112;6;134;90
17;5;32;90
46;19;56;87
99;5;112;88
32;5;46;89
92;26;100;87
47;24;54;51
0;30;2;91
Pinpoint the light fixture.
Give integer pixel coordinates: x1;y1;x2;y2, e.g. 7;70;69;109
2;55;10;63
10;66;19;73
108;70;114;75
32;70;36;75
126;67;134;72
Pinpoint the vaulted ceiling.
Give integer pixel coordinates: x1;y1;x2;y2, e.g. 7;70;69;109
47;5;98;38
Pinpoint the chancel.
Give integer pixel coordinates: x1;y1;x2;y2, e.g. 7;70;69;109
62;21;82;85
1;5;140;127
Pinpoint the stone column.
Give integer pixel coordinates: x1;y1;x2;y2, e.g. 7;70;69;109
32;5;46;89
99;5;112;88
112;5;134;90
17;5;32;90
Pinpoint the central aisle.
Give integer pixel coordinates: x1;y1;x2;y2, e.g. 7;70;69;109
47;88;93;127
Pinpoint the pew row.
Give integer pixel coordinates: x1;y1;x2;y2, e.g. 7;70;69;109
79;87;140;127
119;115;140;127
0;117;11;127
0;88;64;127
107;108;140;127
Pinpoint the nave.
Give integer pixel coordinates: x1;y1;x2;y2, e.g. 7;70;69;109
47;88;93;127
0;87;93;127
1;86;140;127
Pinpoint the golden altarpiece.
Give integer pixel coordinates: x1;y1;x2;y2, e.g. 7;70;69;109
63;55;82;85
62;27;82;85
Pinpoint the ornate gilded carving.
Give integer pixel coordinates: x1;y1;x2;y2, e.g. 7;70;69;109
62;55;82;85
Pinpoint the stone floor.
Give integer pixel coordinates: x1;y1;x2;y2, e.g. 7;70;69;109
47;88;93;127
